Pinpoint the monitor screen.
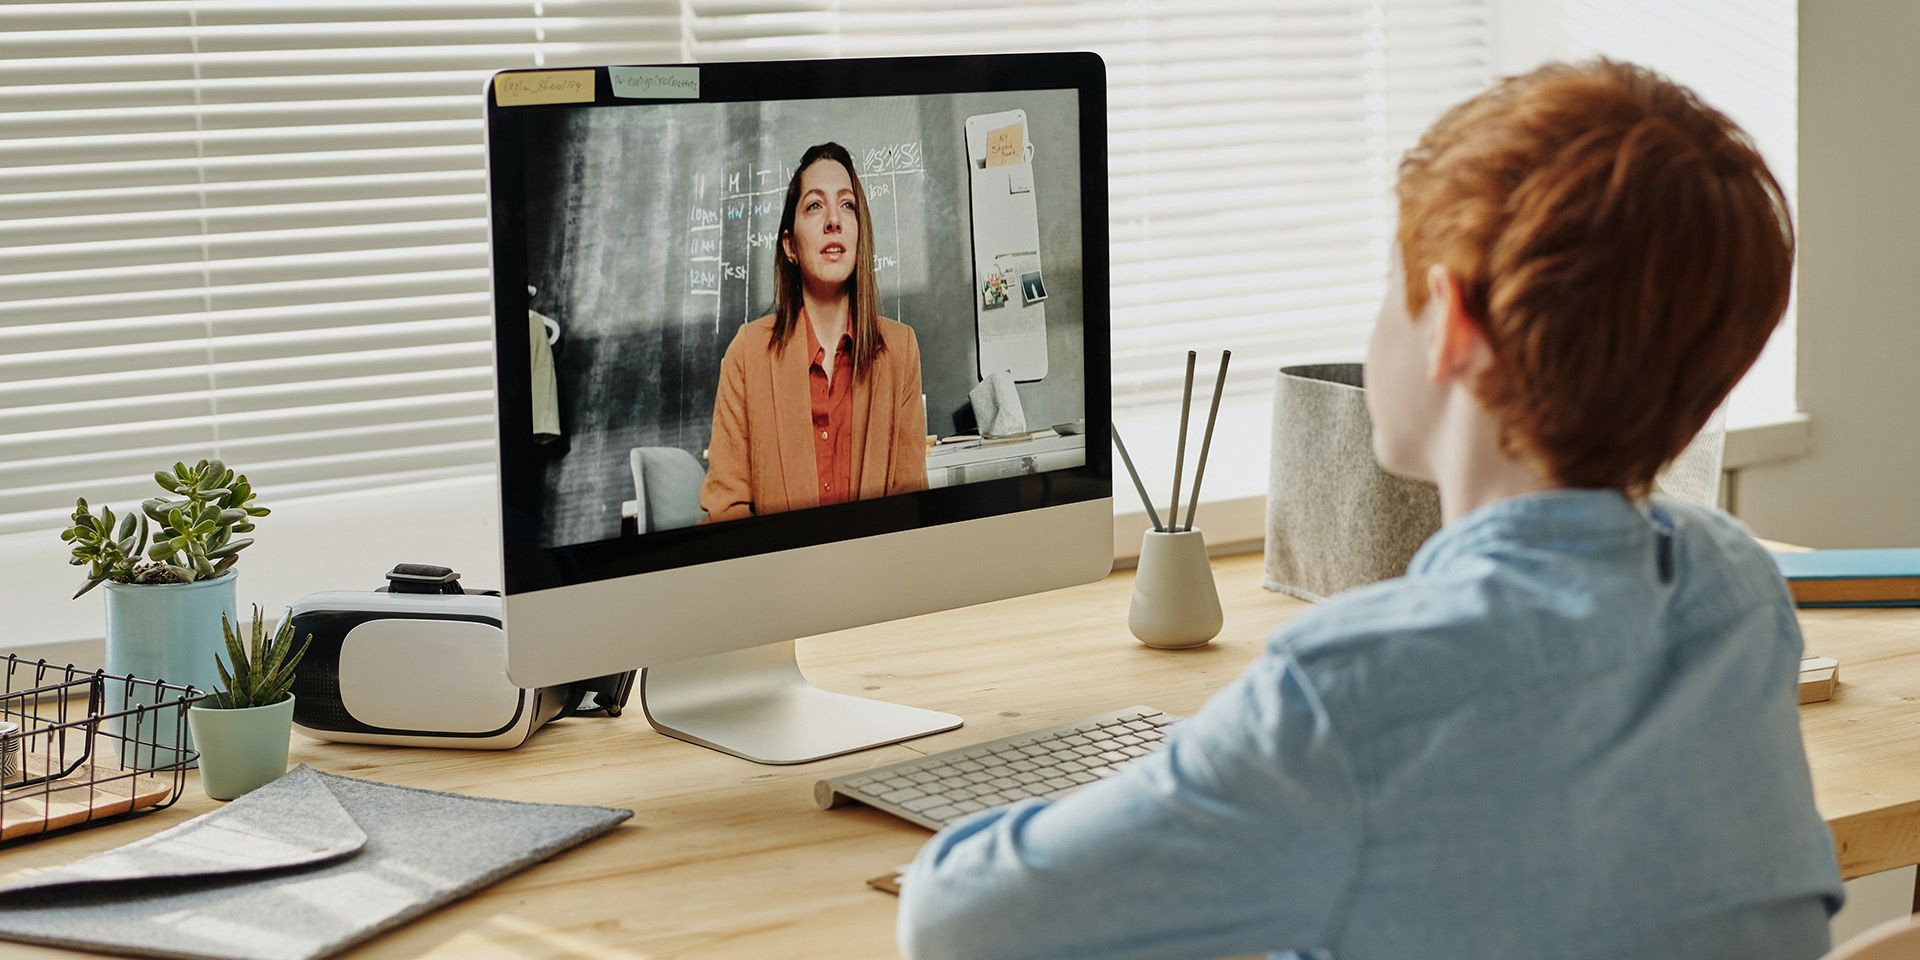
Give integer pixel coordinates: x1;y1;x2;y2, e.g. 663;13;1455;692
488;57;1110;594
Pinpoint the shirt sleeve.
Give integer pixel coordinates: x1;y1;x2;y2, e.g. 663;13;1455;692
897;651;1363;960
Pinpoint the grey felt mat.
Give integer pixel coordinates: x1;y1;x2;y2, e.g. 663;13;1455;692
0;765;632;960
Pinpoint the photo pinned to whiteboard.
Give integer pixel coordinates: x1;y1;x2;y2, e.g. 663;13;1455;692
965;109;1047;382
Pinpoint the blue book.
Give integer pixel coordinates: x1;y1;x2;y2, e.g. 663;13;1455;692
1772;548;1920;607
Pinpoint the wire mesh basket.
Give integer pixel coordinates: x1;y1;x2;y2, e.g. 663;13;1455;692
0;656;204;845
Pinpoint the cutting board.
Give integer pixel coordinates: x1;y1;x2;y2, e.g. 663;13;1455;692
1;752;174;843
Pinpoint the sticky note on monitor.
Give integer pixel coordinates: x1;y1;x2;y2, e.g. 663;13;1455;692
609;66;700;99
985;122;1025;168
494;70;595;107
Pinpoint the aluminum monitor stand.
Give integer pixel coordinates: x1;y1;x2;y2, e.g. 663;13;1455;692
638;640;962;765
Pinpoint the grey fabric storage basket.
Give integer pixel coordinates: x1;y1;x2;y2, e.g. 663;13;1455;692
1264;363;1441;602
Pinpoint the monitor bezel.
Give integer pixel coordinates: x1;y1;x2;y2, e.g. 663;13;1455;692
486;52;1111;596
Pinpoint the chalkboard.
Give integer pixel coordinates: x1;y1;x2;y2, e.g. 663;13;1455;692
522;89;1085;547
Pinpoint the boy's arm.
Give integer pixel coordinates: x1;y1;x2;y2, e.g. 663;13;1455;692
897;652;1363;960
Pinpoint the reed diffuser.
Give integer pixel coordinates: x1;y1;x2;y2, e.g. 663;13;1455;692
1114;350;1230;648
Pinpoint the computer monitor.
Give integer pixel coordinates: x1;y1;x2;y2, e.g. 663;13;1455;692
485;54;1112;764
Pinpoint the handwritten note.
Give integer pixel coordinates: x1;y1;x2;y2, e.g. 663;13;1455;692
494;70;595;107
985;122;1025;168
609;66;700;100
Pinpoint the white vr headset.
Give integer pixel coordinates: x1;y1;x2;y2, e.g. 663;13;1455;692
287;565;633;750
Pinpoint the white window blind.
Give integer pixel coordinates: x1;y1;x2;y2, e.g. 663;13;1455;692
1;1;1504;536
0;1;679;538
688;0;1493;413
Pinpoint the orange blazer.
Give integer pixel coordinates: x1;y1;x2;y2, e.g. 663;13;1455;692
699;315;928;523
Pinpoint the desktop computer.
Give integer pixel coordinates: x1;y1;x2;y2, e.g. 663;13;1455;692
485;54;1115;765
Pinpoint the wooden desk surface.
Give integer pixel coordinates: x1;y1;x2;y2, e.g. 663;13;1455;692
7;552;1920;958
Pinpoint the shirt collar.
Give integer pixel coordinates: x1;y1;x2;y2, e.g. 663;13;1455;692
1410;488;1655;574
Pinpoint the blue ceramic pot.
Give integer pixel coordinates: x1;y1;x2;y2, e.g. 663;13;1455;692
102;572;237;769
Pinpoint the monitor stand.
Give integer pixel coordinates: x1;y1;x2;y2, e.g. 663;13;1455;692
637;640;962;764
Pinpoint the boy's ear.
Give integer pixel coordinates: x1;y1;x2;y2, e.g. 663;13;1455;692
1424;264;1491;385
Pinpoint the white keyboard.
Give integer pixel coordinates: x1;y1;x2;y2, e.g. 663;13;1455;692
814;706;1179;830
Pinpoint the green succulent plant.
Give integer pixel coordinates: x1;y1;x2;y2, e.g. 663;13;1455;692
60;458;270;599
205;606;311;711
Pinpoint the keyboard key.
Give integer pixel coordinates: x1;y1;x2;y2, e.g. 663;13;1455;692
880;788;926;804
902;796;944;813
1044;777;1075;791
1120;745;1150;758
954;799;985;813
925;805;963;821
953;759;984;773
1066;771;1097;784
1099;750;1130;764
1009;759;1040;772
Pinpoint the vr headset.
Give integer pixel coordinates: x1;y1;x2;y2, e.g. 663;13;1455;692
288;565;634;750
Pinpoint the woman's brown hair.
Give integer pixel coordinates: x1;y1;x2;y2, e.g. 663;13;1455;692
1396;58;1794;496
771;142;884;376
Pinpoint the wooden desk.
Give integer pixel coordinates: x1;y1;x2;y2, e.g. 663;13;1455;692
7;552;1920;958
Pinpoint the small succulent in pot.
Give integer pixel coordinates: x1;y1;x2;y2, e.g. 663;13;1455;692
60;459;270;598
206;606;311;711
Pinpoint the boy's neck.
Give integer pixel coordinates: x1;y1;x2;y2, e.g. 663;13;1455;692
1427;390;1559;525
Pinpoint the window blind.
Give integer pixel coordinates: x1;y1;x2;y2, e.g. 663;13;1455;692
0;0;679;537
1;1;1500;536
688;0;1494;412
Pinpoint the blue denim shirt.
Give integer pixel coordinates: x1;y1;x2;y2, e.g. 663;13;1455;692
899;490;1843;960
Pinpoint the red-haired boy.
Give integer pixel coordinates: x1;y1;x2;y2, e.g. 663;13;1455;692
901;59;1842;960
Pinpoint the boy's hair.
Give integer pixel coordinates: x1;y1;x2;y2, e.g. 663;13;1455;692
1396;59;1793;495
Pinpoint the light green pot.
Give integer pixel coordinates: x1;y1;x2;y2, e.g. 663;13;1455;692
187;695;294;801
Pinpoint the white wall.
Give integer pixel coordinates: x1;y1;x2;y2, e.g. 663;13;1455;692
1735;0;1920;547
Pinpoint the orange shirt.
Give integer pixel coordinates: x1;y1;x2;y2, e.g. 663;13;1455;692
806;321;855;506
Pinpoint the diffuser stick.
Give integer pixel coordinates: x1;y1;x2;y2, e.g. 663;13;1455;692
1167;351;1196;531
1184;350;1231;531
1111;425;1165;532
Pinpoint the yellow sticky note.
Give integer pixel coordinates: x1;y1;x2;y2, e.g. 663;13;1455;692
494;70;595;107
985;122;1025;168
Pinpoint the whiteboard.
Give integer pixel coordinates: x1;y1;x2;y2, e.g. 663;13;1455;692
965;109;1048;382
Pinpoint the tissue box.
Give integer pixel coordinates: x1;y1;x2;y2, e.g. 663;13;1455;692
1264;364;1440;601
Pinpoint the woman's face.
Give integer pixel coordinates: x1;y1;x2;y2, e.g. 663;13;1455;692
782;158;859;290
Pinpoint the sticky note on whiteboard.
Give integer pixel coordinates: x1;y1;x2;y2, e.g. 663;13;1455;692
494;70;595;107
609;66;700;99
985;122;1025;168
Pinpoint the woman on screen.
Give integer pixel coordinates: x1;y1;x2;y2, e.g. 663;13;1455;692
699;142;928;523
